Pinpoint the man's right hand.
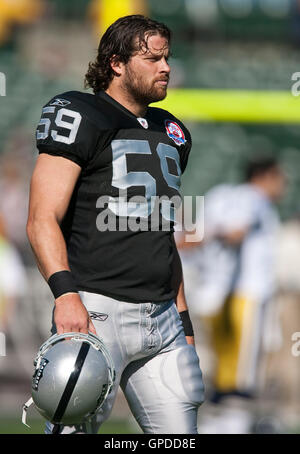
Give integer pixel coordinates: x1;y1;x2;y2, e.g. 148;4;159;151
54;293;97;335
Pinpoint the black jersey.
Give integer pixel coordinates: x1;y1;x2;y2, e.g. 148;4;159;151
36;90;192;303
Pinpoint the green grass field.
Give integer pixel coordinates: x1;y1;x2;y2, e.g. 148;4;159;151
0;418;139;434
1;417;300;434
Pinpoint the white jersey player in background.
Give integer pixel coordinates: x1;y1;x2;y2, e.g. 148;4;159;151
177;157;286;433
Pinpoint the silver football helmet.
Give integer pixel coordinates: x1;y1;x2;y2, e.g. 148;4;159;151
22;332;115;427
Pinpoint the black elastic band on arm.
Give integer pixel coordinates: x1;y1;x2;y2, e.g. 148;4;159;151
179;310;194;337
48;270;78;300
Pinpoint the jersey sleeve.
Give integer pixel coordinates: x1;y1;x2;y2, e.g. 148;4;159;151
170;115;192;174
179;129;192;174
36;93;99;168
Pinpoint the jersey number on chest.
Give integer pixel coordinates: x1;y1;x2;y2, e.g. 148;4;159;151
109;139;181;220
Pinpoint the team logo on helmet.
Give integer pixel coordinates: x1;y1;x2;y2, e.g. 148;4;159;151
32;358;49;391
165;120;186;146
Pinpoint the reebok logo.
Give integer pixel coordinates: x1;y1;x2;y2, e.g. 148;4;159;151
89;312;108;321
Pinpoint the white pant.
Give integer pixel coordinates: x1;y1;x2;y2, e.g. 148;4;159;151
45;292;205;434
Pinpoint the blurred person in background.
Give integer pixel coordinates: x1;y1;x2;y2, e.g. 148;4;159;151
0;155;30;263
0;0;44;46
268;210;300;430
0;213;27;347
177;156;286;434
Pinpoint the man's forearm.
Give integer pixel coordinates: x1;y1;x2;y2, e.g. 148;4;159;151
27;215;70;281
27;215;97;335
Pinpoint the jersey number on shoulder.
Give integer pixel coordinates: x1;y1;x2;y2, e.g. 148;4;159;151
36;106;82;145
109;139;181;219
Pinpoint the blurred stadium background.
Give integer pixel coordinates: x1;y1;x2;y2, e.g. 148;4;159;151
0;0;300;434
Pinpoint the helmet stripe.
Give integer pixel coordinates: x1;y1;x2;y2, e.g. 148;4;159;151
53;342;90;423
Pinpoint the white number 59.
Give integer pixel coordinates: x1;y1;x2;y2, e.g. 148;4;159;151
36;106;82;145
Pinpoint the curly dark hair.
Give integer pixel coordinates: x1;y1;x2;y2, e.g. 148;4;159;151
85;15;171;93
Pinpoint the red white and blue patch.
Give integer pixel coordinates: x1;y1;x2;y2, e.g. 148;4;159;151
165;120;186;146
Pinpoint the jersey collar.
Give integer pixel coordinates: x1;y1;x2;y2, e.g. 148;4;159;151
96;90;149;120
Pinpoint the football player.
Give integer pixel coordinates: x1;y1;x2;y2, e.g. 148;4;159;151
178;157;286;433
27;15;204;434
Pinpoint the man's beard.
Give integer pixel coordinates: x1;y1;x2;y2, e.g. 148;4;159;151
122;65;168;107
